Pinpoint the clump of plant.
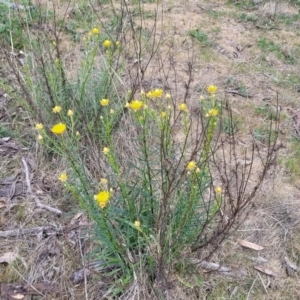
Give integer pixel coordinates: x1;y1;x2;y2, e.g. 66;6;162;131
3;1;279;297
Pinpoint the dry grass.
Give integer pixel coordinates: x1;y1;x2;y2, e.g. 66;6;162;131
1;0;300;299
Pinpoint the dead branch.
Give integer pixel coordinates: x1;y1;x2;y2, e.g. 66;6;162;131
191;259;248;278
22;157;62;215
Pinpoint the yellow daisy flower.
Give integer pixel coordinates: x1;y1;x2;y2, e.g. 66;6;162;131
67;110;74;116
100;99;109;106
129;100;143;111
187;160;197;171
92;27;99;34
59;173;68;182
146;88;164;99
179;103;188;112
103;40;111;48
35;123;44;130
94;190;110;208
207;85;218;94
215;187;222;194
51;123;67;135
102;147;110;155
206;108;218;117
134;220;141;229
53;106;62;113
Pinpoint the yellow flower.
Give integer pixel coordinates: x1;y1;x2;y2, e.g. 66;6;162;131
206;108;218;117
146;88;163;99
35;123;44;130
67;109;74;116
161;111;166;118
94;190;110;208
134;220;141;229
207;85;218;94
59;173;68;182
129;100;143;111
100;99;109;106
165;93;171;99
196;167;200;173
37;134;43;140
110;109;114;114
187;160;197;171
199;95;204;101
53;106;62;113
125;102;130;108
115;41;120;46
215;187;222;194
76;131;80;137
100;178;108;185
179;103;188;112
51;123;67;135
92;27;99;34
103;40;111;48
102;147;110;155
52;41;56;46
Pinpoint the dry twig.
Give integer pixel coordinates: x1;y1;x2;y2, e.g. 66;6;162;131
22;157;62;215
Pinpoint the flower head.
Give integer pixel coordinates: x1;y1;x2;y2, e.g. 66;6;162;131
51;123;66;135
67;109;74;116
206;108;218;117
53;106;62;113
92;27;99;34
215;187;222;194
179;103;188;112
129;100;143;111
59;173;68;182
35;123;44;130
115;41;120;46
110;109;114;114
187;160;197;171
102;147;110;155
146;88;163;99
37;134;43;141
94;190;110;208
100;99;109;106
165;93;171;99
103;40;111;48
160;111;166;118
100;178;108;185
134;220;141;229
207;85;218;94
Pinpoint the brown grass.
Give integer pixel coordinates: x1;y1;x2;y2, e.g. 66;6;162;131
1;0;300;299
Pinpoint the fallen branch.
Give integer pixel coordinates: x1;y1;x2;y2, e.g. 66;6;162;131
191;259;248;277
0;226;52;238
0;223;87;238
22;157;62;215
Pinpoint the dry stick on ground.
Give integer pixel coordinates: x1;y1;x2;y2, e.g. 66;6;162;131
22;157;62;215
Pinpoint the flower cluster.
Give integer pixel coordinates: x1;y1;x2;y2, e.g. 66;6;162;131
146;89;163;99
